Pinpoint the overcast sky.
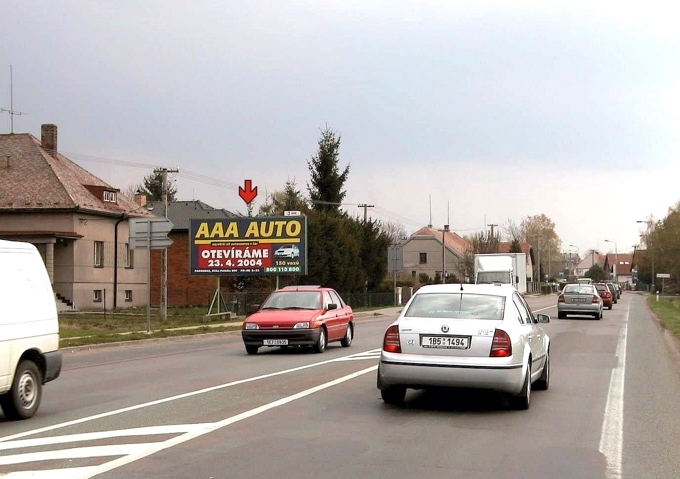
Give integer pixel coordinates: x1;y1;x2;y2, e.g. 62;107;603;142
3;0;679;256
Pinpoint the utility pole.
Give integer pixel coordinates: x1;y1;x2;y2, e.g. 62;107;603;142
442;224;449;284
156;167;179;321
488;223;498;238
357;204;374;222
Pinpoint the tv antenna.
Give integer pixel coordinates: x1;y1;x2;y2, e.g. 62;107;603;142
1;66;28;134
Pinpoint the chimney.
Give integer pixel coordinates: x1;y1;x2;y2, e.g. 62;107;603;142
41;124;58;154
134;193;147;208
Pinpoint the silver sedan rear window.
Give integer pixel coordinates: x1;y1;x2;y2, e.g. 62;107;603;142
563;285;594;295
404;293;505;320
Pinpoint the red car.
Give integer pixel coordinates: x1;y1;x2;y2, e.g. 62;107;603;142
241;285;354;354
594;283;613;310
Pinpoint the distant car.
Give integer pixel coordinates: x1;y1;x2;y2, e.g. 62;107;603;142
594;283;614;310
377;283;551;410
241;285;353;354
607;281;621;299
604;282;619;303
576;278;593;284
275;244;300;259
557;283;603;319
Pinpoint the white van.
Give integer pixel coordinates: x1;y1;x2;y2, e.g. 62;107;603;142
0;239;62;419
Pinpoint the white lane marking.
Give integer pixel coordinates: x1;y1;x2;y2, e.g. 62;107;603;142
0;424;211;451
598;302;628;478
335;348;382;361
83;365;378;479
534;305;554;312
0;349;378;444
0;443;163;466
0;466;100;478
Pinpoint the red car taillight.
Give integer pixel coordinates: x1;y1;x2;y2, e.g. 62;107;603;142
490;329;512;357
383;325;401;353
558;295;565;303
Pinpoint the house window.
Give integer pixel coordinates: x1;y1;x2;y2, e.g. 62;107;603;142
124;290;132;302
93;290;102;302
125;243;134;268
103;190;117;203
419;253;427;264
94;241;104;267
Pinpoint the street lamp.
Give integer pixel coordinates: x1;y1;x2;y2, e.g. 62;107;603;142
604;239;618;284
569;245;579;276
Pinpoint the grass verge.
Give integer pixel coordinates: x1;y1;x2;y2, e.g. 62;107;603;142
647;296;680;339
58;304;393;348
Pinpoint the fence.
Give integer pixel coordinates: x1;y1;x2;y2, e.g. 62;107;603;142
220;289;410;315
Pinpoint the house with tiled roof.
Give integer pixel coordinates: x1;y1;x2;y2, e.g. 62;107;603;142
146;200;237;306
401;226;471;283
0;124;153;310
575;250;606;277
604;253;634;287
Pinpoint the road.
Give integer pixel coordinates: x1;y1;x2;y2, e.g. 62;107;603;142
1;292;679;478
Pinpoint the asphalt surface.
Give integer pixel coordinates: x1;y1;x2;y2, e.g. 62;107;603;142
0;292;679;478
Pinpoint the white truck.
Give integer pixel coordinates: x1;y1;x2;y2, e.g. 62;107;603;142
474;253;528;293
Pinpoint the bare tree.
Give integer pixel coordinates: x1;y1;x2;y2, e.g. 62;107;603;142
381;221;408;244
502;219;522;242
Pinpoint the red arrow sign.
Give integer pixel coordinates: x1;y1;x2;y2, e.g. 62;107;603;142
239;179;258;204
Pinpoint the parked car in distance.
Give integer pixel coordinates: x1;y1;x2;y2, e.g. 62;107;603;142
0;239;62;420
604;282;618;303
274;244;300;259
557;283;603;319
241;285;354;354
377;283;551;410
606;281;621;300
594;283;614;310
576;278;593;284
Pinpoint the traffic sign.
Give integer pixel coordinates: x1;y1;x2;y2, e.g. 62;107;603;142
129;217;174;236
388;245;403;272
129;217;174;250
657;273;671;278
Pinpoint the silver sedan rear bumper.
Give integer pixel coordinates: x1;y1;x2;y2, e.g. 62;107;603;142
378;357;525;395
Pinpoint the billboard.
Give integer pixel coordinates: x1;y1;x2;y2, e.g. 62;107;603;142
189;216;307;276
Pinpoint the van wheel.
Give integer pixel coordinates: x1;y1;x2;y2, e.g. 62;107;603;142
0;360;42;420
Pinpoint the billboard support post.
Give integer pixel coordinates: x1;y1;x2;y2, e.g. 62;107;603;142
146;224;151;334
207;276;229;318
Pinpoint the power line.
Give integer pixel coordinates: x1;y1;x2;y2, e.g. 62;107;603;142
62;149;487;234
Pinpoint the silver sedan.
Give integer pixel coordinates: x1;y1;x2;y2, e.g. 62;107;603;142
377;284;551;410
557;283;603;319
